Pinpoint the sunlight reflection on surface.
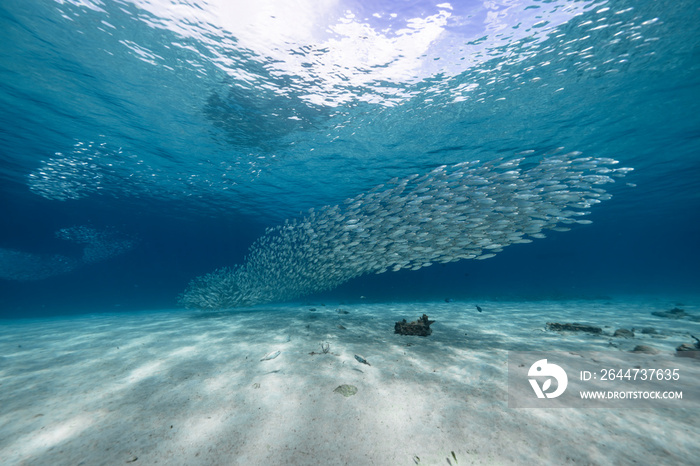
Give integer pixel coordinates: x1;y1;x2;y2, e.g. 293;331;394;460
90;0;599;106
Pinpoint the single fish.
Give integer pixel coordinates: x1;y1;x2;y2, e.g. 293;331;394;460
260;350;281;361
354;354;371;366
476;305;482;312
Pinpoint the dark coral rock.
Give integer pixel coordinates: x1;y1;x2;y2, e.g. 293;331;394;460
677;335;700;350
676;338;700;359
546;322;602;334
395;314;435;337
613;328;634;338
651;308;687;319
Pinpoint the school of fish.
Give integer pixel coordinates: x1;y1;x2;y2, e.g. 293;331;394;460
0;226;137;281
178;152;632;310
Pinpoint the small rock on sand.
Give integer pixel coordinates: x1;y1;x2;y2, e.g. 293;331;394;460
333;384;358;397
676;344;700;359
631;345;659;355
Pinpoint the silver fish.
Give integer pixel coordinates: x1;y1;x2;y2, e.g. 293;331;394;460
260;350;281;361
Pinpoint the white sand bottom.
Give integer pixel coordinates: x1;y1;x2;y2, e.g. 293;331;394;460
1;298;699;465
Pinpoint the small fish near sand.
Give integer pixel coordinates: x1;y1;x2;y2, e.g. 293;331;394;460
476;305;482;312
260;350;281;361
354;354;371;366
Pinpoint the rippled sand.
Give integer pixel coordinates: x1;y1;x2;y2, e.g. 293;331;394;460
1;299;698;465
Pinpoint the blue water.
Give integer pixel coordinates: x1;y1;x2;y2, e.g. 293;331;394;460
1;0;699;318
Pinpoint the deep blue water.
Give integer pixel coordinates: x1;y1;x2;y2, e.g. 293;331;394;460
1;0;699;318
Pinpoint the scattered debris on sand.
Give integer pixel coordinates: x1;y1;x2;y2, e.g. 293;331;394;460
651;308;687;319
651;307;700;322
546;322;602;334
309;342;331;356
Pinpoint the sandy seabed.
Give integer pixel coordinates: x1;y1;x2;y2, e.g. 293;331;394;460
1;298;699;465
